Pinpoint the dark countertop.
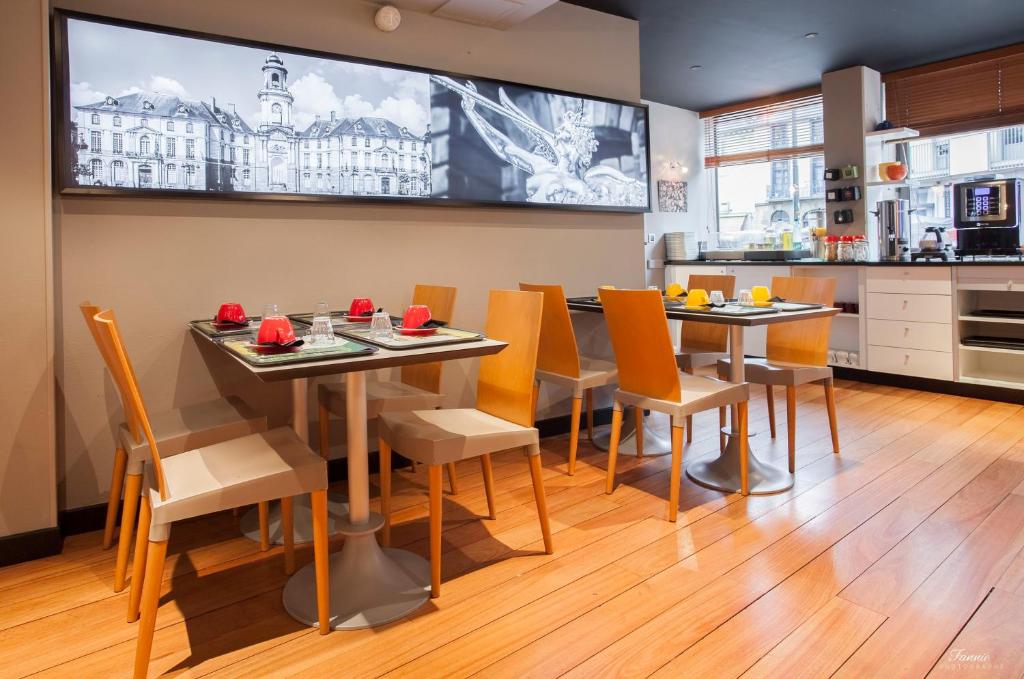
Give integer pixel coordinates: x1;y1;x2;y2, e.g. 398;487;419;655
665;258;1024;267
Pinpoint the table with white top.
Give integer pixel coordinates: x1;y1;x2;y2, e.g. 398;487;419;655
566;299;839;495
192;326;506;629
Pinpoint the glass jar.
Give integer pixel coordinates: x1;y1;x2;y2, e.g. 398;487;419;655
825;235;839;262
853;236;869;262
838;235;855;262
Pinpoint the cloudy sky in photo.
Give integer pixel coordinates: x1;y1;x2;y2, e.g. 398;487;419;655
66;18;430;135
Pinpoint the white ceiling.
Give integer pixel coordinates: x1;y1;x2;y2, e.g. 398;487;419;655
384;0;558;29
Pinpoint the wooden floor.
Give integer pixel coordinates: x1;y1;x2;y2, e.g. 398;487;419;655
4;379;1024;678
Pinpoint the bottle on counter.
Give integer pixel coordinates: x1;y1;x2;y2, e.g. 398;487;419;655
825;235;840;262
781;226;794;250
838;235;856;262
853;235;869;261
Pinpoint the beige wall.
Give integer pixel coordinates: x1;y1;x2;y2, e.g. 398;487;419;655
0;0;57;537
51;0;644;510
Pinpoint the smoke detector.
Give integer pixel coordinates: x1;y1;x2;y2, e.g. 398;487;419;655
375;5;402;32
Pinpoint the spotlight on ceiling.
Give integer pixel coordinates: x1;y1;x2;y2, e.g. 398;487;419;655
804;32;819;39
690;65;703;71
375;5;402;32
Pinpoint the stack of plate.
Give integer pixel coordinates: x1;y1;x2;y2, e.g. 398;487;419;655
665;231;698;260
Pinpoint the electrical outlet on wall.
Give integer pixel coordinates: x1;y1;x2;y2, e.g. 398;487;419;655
645;233;656;244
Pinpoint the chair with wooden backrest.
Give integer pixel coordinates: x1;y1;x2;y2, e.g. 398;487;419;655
377;289;553;598
91;309;331;679
675;274;736;446
80;302;269;592
519;283;617;475
317;284;460;491
599;288;751;511
717;276;839;473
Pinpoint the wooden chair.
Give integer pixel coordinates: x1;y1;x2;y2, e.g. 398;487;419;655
599;288;750;516
80;302;269;592
317;284;460;491
674;274;736;447
717;276;840;473
519;283;617;475
377;289;553;598
91;309;331;679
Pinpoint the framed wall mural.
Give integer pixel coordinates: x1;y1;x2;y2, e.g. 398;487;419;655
657;180;687;212
52;11;651;212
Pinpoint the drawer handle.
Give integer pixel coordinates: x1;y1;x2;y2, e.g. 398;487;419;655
904;353;910;364
904;326;910;336
902;299;908;309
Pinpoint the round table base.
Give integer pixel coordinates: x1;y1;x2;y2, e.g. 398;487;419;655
589;410;674;457
685;433;793;495
241;491;349;545
282;528;430;630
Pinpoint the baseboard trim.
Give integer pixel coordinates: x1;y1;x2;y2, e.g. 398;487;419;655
832;366;1024;405
0;527;63;567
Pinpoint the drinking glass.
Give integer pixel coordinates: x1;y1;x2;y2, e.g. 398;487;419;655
709;290;725;305
370;311;393;339
309;301;335;346
738;289;753;305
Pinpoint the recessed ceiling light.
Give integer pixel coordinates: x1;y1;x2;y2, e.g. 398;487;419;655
804;32;819;39
690;65;703;71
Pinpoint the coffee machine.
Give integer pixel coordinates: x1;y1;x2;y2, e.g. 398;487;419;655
954;178;1022;257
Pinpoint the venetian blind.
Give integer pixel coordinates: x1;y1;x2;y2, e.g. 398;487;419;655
702;92;824;168
884;48;1024;136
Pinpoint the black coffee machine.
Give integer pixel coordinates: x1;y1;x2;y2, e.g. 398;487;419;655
954;178;1023;257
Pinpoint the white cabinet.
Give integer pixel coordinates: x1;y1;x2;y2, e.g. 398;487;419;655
866;319;954;353
866;293;953;323
867;346;955;381
865;266;952;295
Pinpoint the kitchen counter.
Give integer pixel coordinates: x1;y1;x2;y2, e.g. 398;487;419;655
666;258;1024;266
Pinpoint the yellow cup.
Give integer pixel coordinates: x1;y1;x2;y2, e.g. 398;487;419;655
751;286;771;303
665;282;685;298
686;288;709;307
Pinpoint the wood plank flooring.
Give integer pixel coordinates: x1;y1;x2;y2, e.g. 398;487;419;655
3;379;1024;678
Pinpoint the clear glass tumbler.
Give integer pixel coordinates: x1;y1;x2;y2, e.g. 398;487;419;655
370;311;393;339
709;290;725;305
737;289;753;305
309;301;335;345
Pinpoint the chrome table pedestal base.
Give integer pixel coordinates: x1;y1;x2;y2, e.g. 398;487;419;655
686;427;793;495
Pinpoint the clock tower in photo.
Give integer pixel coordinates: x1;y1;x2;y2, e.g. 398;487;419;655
258;53;294;130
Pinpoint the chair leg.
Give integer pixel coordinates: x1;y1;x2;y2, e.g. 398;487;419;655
257;501;271;552
379;438;392;547
114;472;142;592
446;462;460;495
281;496;295;575
103;447;128;550
585;388;594;441
480;454;497;519
127;495;151;623
605;403;624;494
527;449;554;554
568;395;583;475
719;407;727;452
634;406;645;458
766;385;777;438
786;385;797;473
133;536;168;679
318;403;330;460
739;400;750;495
825;379;840;454
311;489;331;634
686;415;693;443
668;420;684;522
428;465;443;598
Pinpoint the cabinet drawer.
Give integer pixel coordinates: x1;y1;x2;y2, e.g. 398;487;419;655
866;267;951;295
868;345;954;381
866;293;952;324
866;319;953;352
956;266;1024;291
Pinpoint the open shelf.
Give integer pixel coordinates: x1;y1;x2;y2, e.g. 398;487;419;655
958;314;1024;325
960;343;1024;355
836;312;859;319
865;127;919;143
865;179;909;188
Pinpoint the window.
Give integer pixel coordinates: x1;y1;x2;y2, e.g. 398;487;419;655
91;113;100;125
166;137;175;157
412;142;417;151
364;137;370;147
271;103;283;124
90;130;102;152
243;149;250;165
167;121;174;132
184;164;196;186
139;136;150;155
243;168;251;183
113;133;122;155
141;117;148;127
399;140;404;150
703;91;824;246
317;154;322;169
244;135;250;145
90;158;103;182
304;153;310;168
112;160;125;184
271;72;280;87
351;136;357;146
304;140;309;149
317;139;322;149
186;122;194;133
113;115;121;127
185;138;195;159
364;151;371;168
166;164;177;185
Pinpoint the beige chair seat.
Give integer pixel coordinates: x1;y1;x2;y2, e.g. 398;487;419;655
145;427;327;528
378;408;539;466
119;395;266;464
535;355;617;395
615;372;750;419
319;380;444;420
676;345;729;373
717;357;832;386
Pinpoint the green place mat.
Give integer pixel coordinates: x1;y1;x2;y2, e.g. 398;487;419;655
190;318;259;338
221;337;376;366
337;326;484;350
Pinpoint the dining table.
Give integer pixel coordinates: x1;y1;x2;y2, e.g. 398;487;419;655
190;322;506;629
565;297;839;495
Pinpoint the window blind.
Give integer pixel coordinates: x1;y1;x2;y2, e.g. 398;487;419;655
702;92;824;168
884;47;1024;136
